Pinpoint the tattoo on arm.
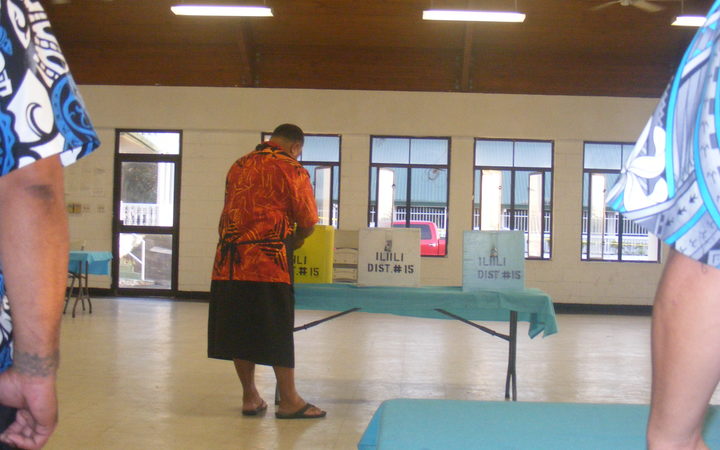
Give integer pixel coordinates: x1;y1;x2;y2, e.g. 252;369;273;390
12;349;59;377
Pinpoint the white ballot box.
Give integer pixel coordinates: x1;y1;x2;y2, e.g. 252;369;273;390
357;228;421;287
462;230;525;291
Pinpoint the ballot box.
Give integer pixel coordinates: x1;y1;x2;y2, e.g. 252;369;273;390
294;225;335;284
462;230;525;291
357;228;421;287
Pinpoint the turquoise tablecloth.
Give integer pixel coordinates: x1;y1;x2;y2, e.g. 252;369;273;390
294;284;557;338
358;399;720;450
68;251;112;275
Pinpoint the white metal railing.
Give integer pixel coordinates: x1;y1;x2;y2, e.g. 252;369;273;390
121;203;159;226
579;210;654;260
580;210;647;236
369;206;447;237
471;208;551;232
318;203;339;227
394;206;447;229
125;237;146;281
581;234;653;260
369;206;557;258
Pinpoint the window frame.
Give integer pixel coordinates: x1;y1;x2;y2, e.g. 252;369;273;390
581;141;661;263
472;138;554;260
367;135;451;258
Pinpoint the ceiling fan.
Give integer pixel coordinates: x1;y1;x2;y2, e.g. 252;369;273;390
590;0;679;13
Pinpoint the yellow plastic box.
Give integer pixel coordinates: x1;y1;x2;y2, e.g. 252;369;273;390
293;225;335;284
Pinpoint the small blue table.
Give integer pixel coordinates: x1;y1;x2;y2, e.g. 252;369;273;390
358;399;720;449
294;284;557;400
66;251;112;318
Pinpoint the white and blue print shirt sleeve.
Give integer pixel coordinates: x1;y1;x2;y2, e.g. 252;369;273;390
607;1;720;268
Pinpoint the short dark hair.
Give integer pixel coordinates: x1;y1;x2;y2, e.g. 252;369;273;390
271;123;304;145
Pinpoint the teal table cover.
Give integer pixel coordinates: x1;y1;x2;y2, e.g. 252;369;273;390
358;399;720;449
68;251;112;275
294;284;557;338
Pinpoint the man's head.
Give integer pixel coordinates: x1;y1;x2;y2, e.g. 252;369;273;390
271;123;304;159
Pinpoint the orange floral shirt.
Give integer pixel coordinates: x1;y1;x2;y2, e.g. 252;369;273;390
212;142;318;284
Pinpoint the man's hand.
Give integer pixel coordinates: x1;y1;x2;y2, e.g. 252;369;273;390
292;225;314;249
291;237;305;249
0;362;58;449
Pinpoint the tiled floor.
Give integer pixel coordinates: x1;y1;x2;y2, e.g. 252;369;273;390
45;297;718;449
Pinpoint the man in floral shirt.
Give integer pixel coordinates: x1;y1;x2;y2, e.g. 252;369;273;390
208;124;326;419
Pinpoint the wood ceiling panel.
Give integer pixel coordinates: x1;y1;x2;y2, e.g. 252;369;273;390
251;17;465;49
62;44;250;87
471;51;674;96
43;0;716;97
257;46;459;91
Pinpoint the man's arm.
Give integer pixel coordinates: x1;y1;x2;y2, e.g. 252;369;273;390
0;155;68;449
287;165;318;250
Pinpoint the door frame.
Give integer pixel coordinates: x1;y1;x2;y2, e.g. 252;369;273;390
111;129;182;295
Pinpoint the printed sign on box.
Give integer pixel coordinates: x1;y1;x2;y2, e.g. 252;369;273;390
357;228;421;287
294;225;334;284
462;230;525;291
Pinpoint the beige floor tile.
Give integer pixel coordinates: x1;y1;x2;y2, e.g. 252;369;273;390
41;297;715;449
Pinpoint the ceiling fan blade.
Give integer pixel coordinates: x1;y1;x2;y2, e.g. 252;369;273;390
591;0;620;11
633;0;664;12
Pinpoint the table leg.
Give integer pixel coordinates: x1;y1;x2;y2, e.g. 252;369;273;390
504;311;518;401
435;308;518;401
293;308;361;332
275;307;361;404
87;261;93;314
72;261;93;318
71;265;82;318
64;272;78;315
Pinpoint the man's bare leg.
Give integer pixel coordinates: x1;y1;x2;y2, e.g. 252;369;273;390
647;249;720;449
233;359;267;412
273;366;325;417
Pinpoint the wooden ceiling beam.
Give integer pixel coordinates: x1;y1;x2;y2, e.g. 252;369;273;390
460;23;473;92
236;22;256;87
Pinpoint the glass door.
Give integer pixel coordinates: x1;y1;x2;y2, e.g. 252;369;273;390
113;130;181;294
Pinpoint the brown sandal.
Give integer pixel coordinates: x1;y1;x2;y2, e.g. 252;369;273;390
275;403;326;419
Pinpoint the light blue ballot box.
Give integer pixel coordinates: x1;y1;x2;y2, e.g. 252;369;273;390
462;230;525;291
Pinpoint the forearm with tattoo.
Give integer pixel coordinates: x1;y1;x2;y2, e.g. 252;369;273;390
12;349;59;377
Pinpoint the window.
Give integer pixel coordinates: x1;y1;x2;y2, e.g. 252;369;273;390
582;142;660;262
263;133;341;227
369;136;449;257
473;139;553;259
114;130;182;292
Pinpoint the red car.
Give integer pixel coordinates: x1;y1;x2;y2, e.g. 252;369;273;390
392;221;446;256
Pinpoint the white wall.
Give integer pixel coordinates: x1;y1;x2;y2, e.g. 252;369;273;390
65;85;664;305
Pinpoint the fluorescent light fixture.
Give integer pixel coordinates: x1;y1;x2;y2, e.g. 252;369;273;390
672;15;706;27
422;9;525;23
171;5;273;17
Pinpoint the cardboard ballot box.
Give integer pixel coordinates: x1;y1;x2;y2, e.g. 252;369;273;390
462;230;525;291
294;225;335;284
358;228;421;287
